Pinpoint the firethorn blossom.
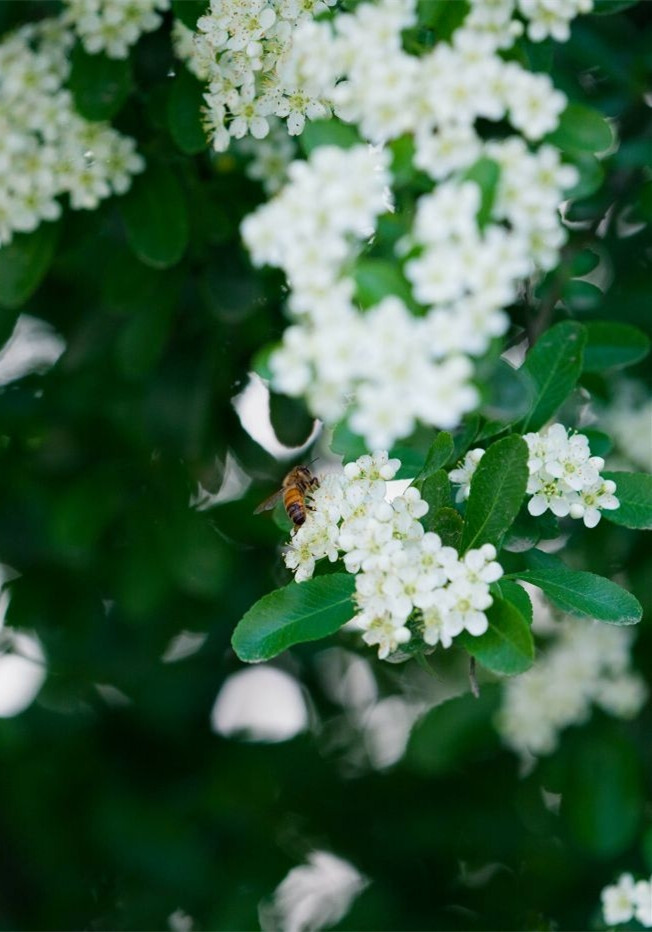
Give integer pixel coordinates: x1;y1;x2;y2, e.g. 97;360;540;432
0;16;145;247
63;0;170;59
282;453;504;661
449;425;620;528
601;873;652;929
236;0;585;449
497;595;646;758
171;0;334;151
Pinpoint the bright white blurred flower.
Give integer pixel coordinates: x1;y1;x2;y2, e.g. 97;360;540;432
0;16;144;247
63;0;170;58
498;608;646;759
633;878;652;928
211;666;308;742
600;873;636;927
259;851;368;932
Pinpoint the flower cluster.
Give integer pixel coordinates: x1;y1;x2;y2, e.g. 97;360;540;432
171;0;335;152
601;379;652;472
450;424;620;528
239;0;583;449
463;0;593;45
63;0;170;59
283;452;504;661
0;17;145;248
601;873;652;929
525;423;619;527
497;604;646;757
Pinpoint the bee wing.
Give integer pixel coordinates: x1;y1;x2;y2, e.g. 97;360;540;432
254;489;284;515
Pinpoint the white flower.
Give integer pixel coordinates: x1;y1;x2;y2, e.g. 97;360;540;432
601;873;636;927
449;448;485;501
259;850;368;932
64;0;170;59
0;15;144;247
524;424;619;526
359;613;412;660
633;878;652;928
498;612;646;760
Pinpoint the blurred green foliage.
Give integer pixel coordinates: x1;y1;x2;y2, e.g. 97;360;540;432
0;2;651;930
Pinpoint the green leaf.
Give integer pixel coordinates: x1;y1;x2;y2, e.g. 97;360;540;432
417;0;469;39
299;119;362;155
171;0;206;29
231;574;356;662
460;435;529;552
269;392;315;448
563;279;603;313
414;432;454;484
463;158;500;229
546;103;614;154
613;137;652;168
513;549;642;624
419;470;452;516
582;321;650;372
458;597;534;675
493;579;533;625
354;259;415;309
571;249;600;277
68;45;132;121
0;223;60;309
119;163;189;269
565;153;604;200
518;321;586;432
405;686;500;776
561;729;644;858
167;67;208;155
602;472;652;530
428;506;463;549
592;0;640;13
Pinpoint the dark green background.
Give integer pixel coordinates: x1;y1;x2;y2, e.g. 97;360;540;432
0;1;651;929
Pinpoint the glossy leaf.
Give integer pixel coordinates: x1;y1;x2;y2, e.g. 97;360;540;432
582;321;650;372
232;574;356;662
602;472;652;530
428;506;463;549
546;102;613;153
0;223;60;309
405;686;500;776
493;579;533;626
463;158;500;229
458;596;534;676
414;432;455;484
354;259;415;309
119;163;189;268
167;68;208;155
518;321;586;432
460;435;529;552
513;549;642;624
68;46;132;121
299;119;362;155
419;470;452;517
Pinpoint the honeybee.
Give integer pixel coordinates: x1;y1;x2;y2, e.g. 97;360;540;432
254;465;319;530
